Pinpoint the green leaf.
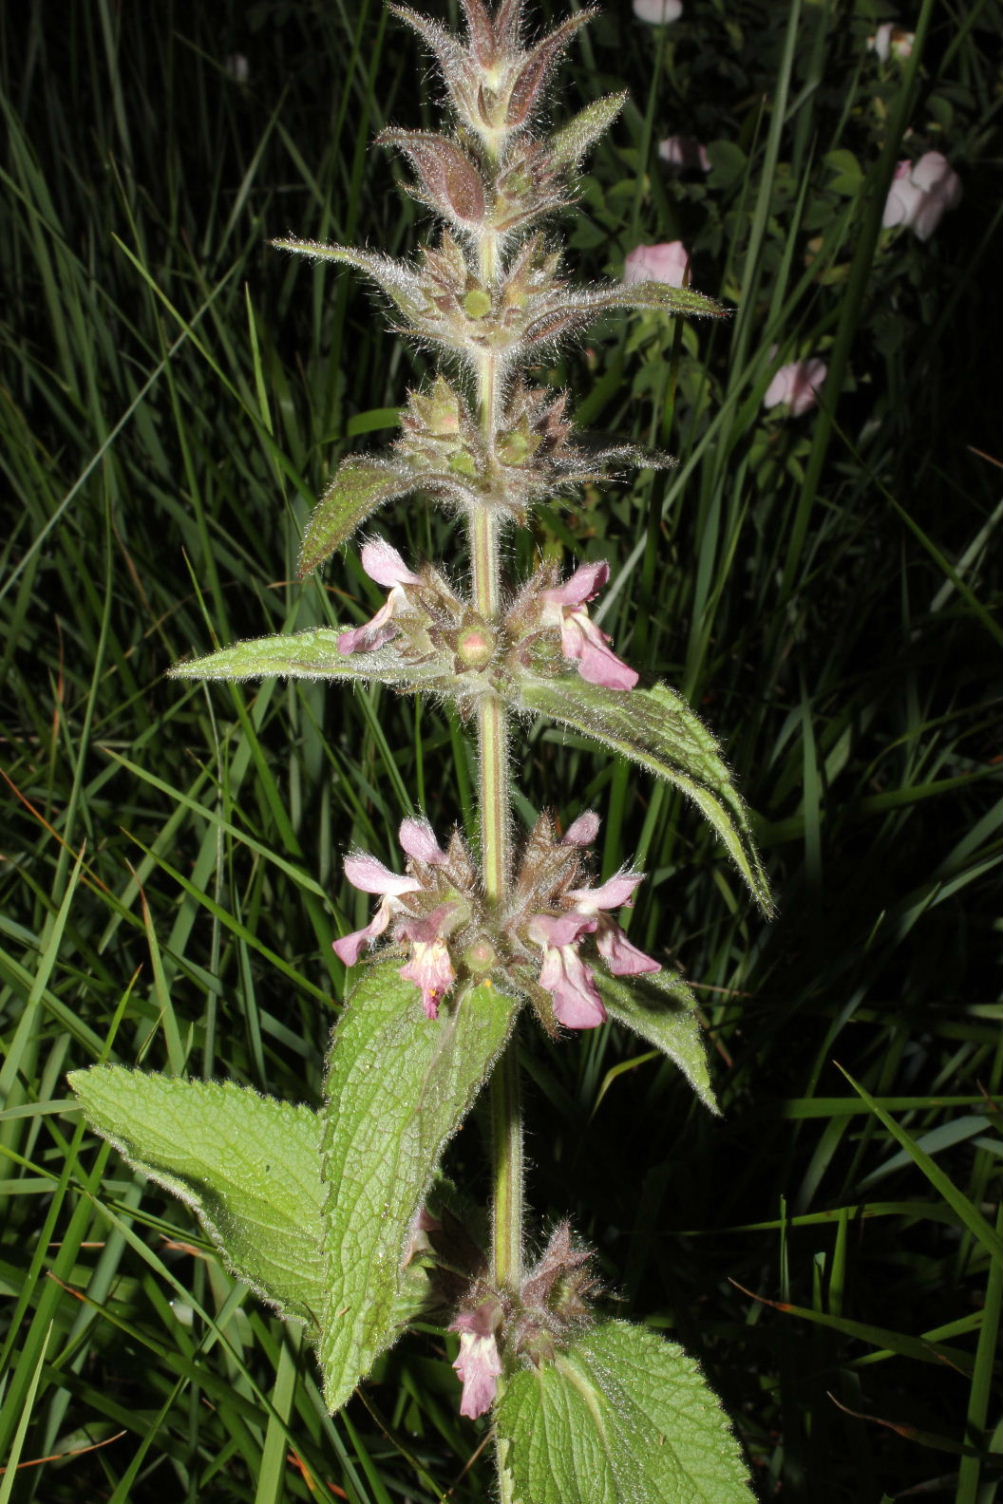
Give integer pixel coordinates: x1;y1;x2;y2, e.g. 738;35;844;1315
514;675;773;913
319;961;518;1413
550;93;628;169
169;626;454;693
271;238;424;321
592;280;730;320
594;969;718;1114
496;1319;754;1504
298;457;471;576
67;1068;325;1326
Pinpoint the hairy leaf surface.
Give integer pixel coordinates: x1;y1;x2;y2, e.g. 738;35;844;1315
319;962;517;1413
595;969;718;1114
497;1319;755;1503
515;675;773;912
68;1069;325;1325
169;626;453;693
298;457;472;575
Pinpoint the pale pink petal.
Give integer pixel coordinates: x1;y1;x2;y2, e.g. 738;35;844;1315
527;911;597;949
360;538;422;588
338;598;399;655
624;240;690;289
596;922;661;976
400;938;456;1018
633;0;684;24
569;872;644;913
332;899;392;966
539;945;608;1029
561;612;639;691
399;816;448;865
764;359;827;417
563;811;601;847
869;22;892;61
541;559;610;609
452;1331;502;1419
398;903;457;944
344;851;421;897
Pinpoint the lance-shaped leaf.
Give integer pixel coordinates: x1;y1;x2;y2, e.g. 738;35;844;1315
297;456;474;576
379;130;487;227
319;961;517;1413
550;92;628;169
67;1068;326;1326
525;280;728;346
513;675;773;913
169;627;457;695
594;968;718;1114
496;1318;755;1504
271;239;425;323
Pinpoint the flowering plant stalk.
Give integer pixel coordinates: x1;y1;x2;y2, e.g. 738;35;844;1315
70;3;771;1497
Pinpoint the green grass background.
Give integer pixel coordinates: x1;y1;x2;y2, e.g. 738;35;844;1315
1;0;1000;1499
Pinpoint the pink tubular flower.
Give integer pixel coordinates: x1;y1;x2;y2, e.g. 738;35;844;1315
527;912;607;1029
399;907;458;1018
568;873;661;978
540;561;639;691
452;1307;503;1419
332;819;468;1016
633;0;684;22
763;358;828;417
338;539;422;655
333;853;421;966
623;241;690;289
882;153;962;242
658;135;711;173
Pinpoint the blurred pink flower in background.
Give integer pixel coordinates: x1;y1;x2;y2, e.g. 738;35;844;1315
763;359;828;417
633;0;684;23
868;23;914;62
882;152;962;241
658;135;711;173
623;240;690;289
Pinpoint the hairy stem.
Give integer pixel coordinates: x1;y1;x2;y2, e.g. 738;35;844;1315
473;226;523;1293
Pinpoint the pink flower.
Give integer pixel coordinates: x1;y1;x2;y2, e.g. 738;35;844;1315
527;913;607;1029
540;561;639;691
333;853;421;966
452;1308;503;1419
567;873;661;978
658;136;711;173
763;358;828;417
332;820;464;1014
883;152;962;242
623;241;690;289
868;23;914;62
399;907;458;1018
633;0;684;22
338;540;422;655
